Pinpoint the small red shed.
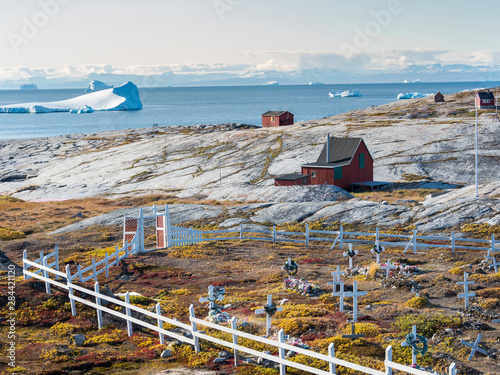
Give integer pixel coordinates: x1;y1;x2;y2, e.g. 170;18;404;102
274;173;311;186
301;136;373;189
434;92;444;103
262;111;294;127
475;91;496;109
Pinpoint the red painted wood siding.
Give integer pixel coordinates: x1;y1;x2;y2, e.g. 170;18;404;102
301;141;373;189
274;176;311;186
476;95;496;108
262;112;294;127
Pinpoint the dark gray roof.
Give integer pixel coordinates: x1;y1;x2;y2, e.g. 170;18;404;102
477;91;495;100
302;136;372;168
275;173;310;181
262;111;289;116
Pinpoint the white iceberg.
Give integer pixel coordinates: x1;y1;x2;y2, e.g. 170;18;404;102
85;80;113;93
264;81;279;85
0;82;142;114
329;89;361;97
397;92;433;100
309;82;325;85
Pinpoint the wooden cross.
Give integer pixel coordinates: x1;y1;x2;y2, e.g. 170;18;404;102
491;255;500;273
255;295;283;336
327;266;345;295
461;334;488;361
410;280;421;298
401;325;418;366
344;281;366;323
380;259;396;279
282;257;297;277
371;240;385;264
199;285;224;310
342;323;365;340
457;272;475;309
343;244;358;269
332;281;345;312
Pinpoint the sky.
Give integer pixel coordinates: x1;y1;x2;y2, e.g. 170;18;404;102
1;0;500;86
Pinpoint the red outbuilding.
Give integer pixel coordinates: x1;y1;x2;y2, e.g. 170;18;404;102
300;136;373;189
262;111;294;127
274;173;311;186
475;91;496;109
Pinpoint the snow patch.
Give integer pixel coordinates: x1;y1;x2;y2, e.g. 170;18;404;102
0;81;142;114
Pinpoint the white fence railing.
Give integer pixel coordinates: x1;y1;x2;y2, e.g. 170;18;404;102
23;252;458;375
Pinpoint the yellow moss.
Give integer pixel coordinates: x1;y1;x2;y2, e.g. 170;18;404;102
405;296;430;309
276;317;315;336
341;323;382;337
469;273;500;283
50;322;75;337
276;304;328;319
0;227;26;241
170;288;192;295
86;329;124;345
449;267;465;276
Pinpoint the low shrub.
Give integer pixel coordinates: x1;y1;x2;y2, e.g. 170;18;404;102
0;228;26;241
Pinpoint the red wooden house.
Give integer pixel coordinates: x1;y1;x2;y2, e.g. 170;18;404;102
274;173;311;186
262;111;294;127
475;91;496;109
300;136;373;189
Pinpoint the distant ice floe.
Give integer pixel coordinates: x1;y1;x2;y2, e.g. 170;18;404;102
309;81;325;85
264;81;279;85
0;81;142;114
397;92;433;100
402;79;422;83
85;80;113;93
329;89;362;97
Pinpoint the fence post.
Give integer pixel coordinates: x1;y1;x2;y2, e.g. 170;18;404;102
94;282;103;330
139;207;145;253
328;342;336;374
339;225;344;249
240;224;243;240
231;317;239;366
105;253;109;279
65;265;76;316
166;205;172;248
376;227;379;246
306;224;309;247
412;229;417;253
451;231;455;253
23;250;28;280
449;363;456;375
273;225;276;244
114;246;120;265
385;345;393;375
189;304;200;353
152;205;157;217
278;329;286;375
492;234;496;255
42;255;51;294
190;227;194;246
54;245;59;280
125;292;133;337
156;303;165;345
125;240;129;259
92;258;97;282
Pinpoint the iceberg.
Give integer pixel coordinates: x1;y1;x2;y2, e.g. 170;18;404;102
397;92;433;100
264;81;279;85
329;90;361;97
0;82;142;114
85;80;113;93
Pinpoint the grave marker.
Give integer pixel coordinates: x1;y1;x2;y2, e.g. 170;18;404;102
342;323;365;340
380;259;396;279
255;295;283;336
457;272;475;309
371;240;385;265
199;285;225;311
401;325;428;366
343;244;358;269
327;266;345;295
344;281;366;323
461;334;488;361
410;280;421;298
282;257;298;277
332;282;345;312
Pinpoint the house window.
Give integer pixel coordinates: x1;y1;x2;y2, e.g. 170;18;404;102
303;178;307;184
271;116;275;122
359;153;365;169
312;171;316;178
334;167;342;179
484;100;490;104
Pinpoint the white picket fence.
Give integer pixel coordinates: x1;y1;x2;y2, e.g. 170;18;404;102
23;250;458;375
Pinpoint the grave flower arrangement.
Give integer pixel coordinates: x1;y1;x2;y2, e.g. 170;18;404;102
207;307;232;325
371;243;385;255
284;277;322;296
343;248;358;258
269;332;311;350
283;259;299;276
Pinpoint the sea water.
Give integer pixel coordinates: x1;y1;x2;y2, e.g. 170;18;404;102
0;82;497;140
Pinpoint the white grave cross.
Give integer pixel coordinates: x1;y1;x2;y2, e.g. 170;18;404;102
199;285;224;310
461;334;488;361
380;259;396;279
371;240;385;264
327;266;345;295
457;272;475;309
401;325;420;366
343;244;358;269
344;281;367;323
255;294;283;336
